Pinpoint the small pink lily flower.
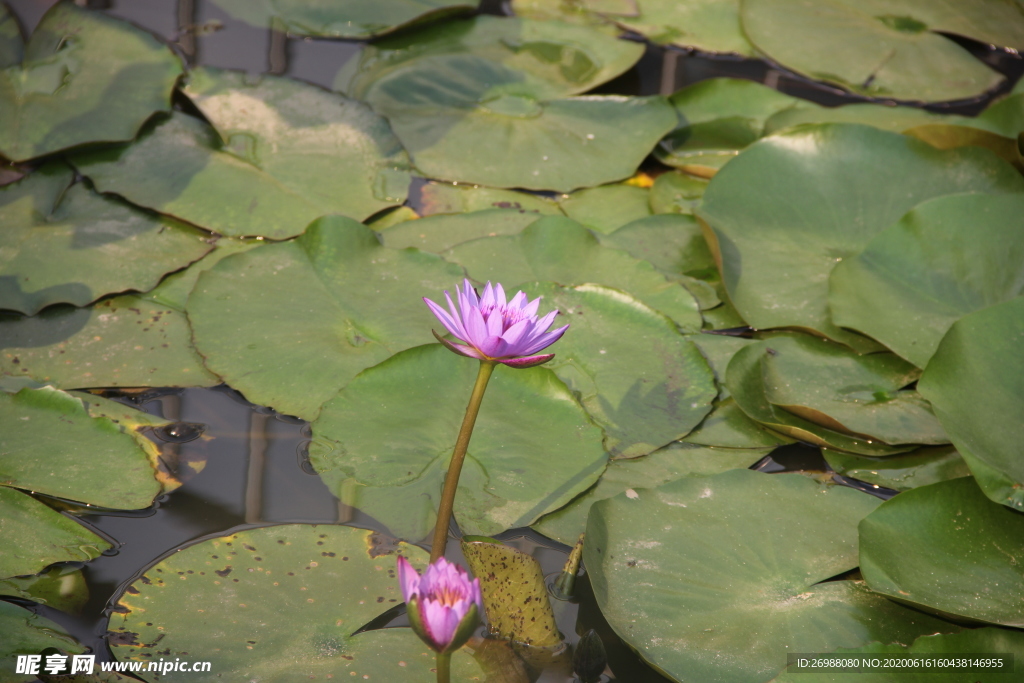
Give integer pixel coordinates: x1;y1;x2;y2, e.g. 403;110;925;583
424;280;569;368
397;556;484;654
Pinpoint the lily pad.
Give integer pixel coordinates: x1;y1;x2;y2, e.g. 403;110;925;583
522;283;716;457
461;536;561;646
558;183;651;234
0;296;219;389
829;193;1024;368
0;4;22;69
860;476;1024;626
446;216;704;332
600;213;717;281
532;442;772;545
211;0;480;38
759;334;947;446
771;628;1024;682
918;297;1024;509
657;79;802;175
0;386;161;509
648;171;707;215
340;17;673;190
0;601;84;680
74;103;409;237
309;344;607;540
166;68;410;228
379;208;542;253
0;164;212;316
417;181;562;216
0;2;182;162
143;238;262;312
614;0;755;55
585;469;956;683
684;397;795;449
697;123;1024;350
108;524;484;681
764;101;953;135
741;0;1021;102
0;564;89;615
823;446;970;492
187;216;464;421
726;340;912;456
0;486;110;580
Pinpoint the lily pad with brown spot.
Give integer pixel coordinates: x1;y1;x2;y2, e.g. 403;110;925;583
108;524;485;681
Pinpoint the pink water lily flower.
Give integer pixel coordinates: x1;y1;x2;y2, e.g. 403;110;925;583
397;556;484;654
424;280;569;368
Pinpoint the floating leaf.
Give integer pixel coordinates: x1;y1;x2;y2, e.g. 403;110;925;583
697;124;1024;350
860;477;1024;626
765;100;954;135
0;564;88;615
379;208;541;252
657;79;801;175
310;344;607;540
741;0;1022;102
770;628;1024;683
187;216;464;421
0;164;212;316
648;171;707;215
211;0;480;39
340;17;673;190
108;524;484;681
0;3;22;69
143;238;262;312
829;193;1024;368
0;486;110;580
823;446;970;492
0;296;219;389
726;340;911;456
447;217;703;332
614;0;755;55
586;469;955;683
558;183;651;234
0;601;84;679
519;283;716;457
0;2;182;162
461;536;561;646
0;387;161;509
417;181;562;216
759;334;947;445
918;297;1024;509
532;442;771;545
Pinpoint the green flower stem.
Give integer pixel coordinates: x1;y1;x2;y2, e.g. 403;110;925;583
436;651;452;683
430;360;497;563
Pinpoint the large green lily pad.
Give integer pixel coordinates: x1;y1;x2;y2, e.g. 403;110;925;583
771;629;1024;682
378;208;542;253
0;486;110;580
558;183;652;234
741;0;1023;102
614;0;755;55
533;442;772;545
823;446;970;492
697;123;1024;350
340;17;674;190
829;193;1024;368
187;216;464;421
759;334;947;445
0;164;212;316
0;386;161;509
648;171;708;215
0;295;219;389
657;79;802;175
0;2;182;162
918;297;1024;509
310;344;607;540
0;4;22;69
446;216;703;332
726;340;911;456
519;283;716;457
142;238;262;312
0;601;84;682
74;104;409;238
585;469;956;683
108;524;484;681
211;0;480;38
860;476;1024;626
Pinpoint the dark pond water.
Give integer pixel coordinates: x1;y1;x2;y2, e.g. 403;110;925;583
3;0;1020;681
